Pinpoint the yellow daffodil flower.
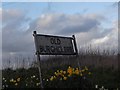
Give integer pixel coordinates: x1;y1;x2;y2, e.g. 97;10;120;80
17;78;20;82
74;69;79;75
67;67;73;75
15;83;18;86
60;70;63;73
14;80;16;83
63;71;66;74
36;83;40;86
50;76;54;81
88;72;92;75
63;77;67;80
81;69;85;72
85;66;88;70
80;73;83;76
10;79;14;82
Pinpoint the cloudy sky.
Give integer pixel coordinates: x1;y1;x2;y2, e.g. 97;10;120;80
1;1;118;68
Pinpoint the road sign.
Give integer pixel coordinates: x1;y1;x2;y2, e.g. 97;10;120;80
33;32;77;55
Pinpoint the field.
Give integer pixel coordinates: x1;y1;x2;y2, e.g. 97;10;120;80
2;49;120;89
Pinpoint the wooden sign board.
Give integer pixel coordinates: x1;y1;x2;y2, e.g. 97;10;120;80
33;32;77;55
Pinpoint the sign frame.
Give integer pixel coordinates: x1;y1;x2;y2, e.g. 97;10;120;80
33;31;78;55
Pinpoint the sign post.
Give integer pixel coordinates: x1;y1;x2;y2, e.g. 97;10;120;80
72;35;80;69
33;31;44;89
33;31;79;88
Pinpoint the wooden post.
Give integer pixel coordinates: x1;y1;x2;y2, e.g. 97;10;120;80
33;31;44;89
72;35;81;69
72;35;78;56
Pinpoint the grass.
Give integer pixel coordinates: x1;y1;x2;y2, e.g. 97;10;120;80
2;49;120;89
2;66;119;89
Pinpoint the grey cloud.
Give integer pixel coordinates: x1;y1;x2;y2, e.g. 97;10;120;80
2;8;117;63
2;9;32;54
27;13;114;51
58;18;100;35
27;13;103;36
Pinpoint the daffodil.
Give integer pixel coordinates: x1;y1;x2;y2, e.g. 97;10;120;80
67;67;73;75
80;73;83;76
63;77;67;80
6;85;8;88
57;70;59;73
17;78;20;82
76;67;79;69
74;69;79;75
36;83;40;86
68;74;71;77
36;78;39;80
47;66;91;83
85;66;88;71
79;70;81;73
2;85;5;88
15;83;18;86
50;76;54;81
10;79;14;82
54;72;57;75
2;77;5;80
60;78;62;80
46;79;49;82
4;80;7;82
63;71;66;74
26;84;28;86
60;70;63;73
53;76;56;79
68;66;71;68
88;72;92;75
81;69;85;72
13;80;16;83
95;85;98;88
33;75;36;78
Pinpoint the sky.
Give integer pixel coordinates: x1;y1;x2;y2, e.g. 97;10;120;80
1;1;118;69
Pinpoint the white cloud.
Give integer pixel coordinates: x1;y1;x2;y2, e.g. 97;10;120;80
2;8;118;67
92;36;109;44
28;13;105;36
90;20;118;50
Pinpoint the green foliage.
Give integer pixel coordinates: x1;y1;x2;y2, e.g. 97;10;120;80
2;50;119;89
2;66;93;89
2;66;119;89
